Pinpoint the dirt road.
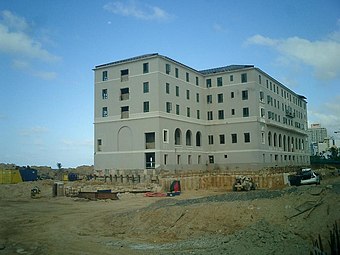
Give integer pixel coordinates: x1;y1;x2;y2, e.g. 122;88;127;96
0;176;339;255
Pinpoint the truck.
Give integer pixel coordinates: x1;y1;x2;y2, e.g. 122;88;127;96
288;168;320;186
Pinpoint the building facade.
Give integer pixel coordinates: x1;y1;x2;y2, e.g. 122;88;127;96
307;124;328;155
94;53;310;172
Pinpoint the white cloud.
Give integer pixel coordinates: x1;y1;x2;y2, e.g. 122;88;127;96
0;10;60;79
19;126;49;137
247;33;340;80
103;1;171;21
12;59;57;80
0;11;60;63
1;10;30;31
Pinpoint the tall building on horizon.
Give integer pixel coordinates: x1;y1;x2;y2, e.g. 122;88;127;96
307;123;328;155
93;53;310;172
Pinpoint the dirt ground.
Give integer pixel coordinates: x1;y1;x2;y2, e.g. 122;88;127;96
0;175;339;255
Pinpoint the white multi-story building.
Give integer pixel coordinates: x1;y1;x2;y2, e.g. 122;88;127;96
93;53;309;172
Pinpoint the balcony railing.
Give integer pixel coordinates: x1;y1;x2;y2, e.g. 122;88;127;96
120;93;129;101
121;111;129;119
121;75;129;82
285;110;295;118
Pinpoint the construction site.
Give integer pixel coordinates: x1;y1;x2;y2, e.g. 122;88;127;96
0;165;339;255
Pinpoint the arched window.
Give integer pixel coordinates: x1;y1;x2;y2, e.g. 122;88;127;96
196;131;201;147
278;134;282;148
287;136;291;152
175;128;182;145
186;130;192;146
273;133;277;147
283;135;287;151
268;131;272;146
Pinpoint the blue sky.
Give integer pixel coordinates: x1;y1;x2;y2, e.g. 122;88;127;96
0;0;339;168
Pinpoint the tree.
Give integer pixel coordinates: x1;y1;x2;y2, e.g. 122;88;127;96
57;163;62;170
329;147;339;160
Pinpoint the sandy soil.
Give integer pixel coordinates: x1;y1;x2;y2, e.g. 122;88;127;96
0;176;339;255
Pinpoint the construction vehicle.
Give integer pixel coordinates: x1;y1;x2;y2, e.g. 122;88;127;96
232;176;256;191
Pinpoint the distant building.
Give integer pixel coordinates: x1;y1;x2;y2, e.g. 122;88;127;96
93;53;310;172
307;124;328;155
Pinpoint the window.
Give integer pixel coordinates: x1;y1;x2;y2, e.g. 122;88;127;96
121;106;129;118
145;132;155;149
164;154;168;165
166;83;170;94
217;93;223;103
176;86;179;97
102;71;108;81
218;110;224;120
231;92;234;98
196;110;200;119
231;133;237;143
231;109;235;115
206;79;211;88
230;75;234;82
121;69;129;81
176;104;180;115
195;76;199;86
196;93;200;102
186;107;190;117
166;102;172;113
188;155;192;164
207;111;213;120
241;73;247;83
175;128;181;145
260;108;265;117
208;135;214;145
242;90;248;100
196;132;201;146
102;89;108;99
120;87;129;100
102;107;108;117
166;63;171;74
186;72;189;82
186;130;192;146
243;107;249;117
143;82;149;93
207;95;212;104
175;67;179;78
143;63;149;74
186;89;190;100
163;129;169;143
244;133;250;143
260;91;264;102
143;101;149;112
259;75;262;84
97;139;102;152
177;155;181;164
219;134;225;144
261;132;265;144
209;155;214;163
217;77;223;87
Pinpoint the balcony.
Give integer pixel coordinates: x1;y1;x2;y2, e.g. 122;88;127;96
121;75;129;82
120;93;129;101
285;110;295;118
145;142;155;149
121;111;129;119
